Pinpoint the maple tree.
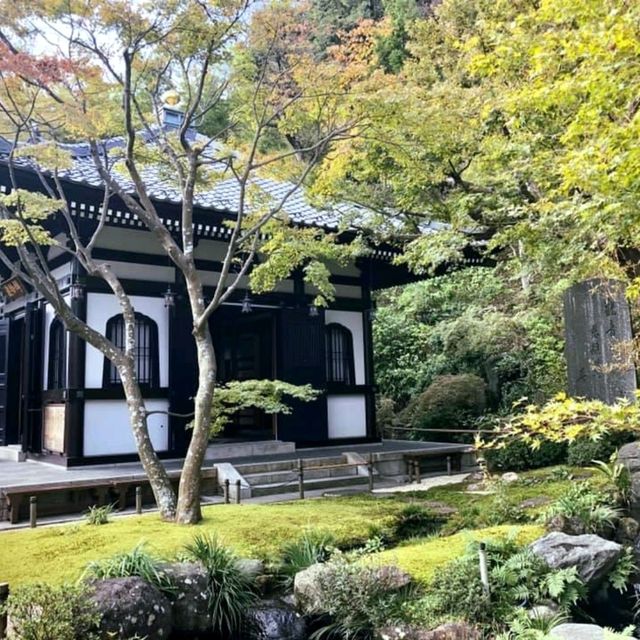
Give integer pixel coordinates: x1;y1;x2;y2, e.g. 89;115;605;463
310;0;640;302
0;0;361;523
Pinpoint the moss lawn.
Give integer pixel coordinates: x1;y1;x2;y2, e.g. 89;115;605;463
0;465;586;587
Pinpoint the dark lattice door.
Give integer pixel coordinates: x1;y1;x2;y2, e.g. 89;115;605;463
276;308;327;442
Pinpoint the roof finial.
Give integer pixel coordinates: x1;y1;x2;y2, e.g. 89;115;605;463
161;89;181;107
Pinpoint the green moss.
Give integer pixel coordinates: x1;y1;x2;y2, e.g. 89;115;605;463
371;524;545;584
0;468;586;588
0;497;402;587
402;466;596;515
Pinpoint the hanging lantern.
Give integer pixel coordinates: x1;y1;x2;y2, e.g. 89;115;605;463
70;280;85;301
308;304;319;317
241;292;253;314
163;284;176;308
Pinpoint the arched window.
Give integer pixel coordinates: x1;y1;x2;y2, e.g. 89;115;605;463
325;323;355;385
103;312;159;388
48;318;66;390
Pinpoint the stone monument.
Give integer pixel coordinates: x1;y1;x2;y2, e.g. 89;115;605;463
563;278;637;403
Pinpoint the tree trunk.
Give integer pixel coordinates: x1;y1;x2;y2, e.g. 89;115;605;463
120;367;177;520
175;327;217;524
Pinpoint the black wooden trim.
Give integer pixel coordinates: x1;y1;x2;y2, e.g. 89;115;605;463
324;384;372;395
42;390;65;403
82;387;169;400
85;275;368;311
361;268;377;439
65;287;87;458
65;449;178;467
21;303;44;453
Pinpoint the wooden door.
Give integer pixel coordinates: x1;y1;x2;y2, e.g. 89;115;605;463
276;308;327;443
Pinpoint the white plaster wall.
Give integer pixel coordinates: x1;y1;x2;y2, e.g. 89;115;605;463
94;226;166;255
194;239;231;261
324;309;366;385
49;263;72;281
326;260;361;278
84;293;169;388
327;395;367;438
95;260;174;283
308;283;362;299
84;399;169;455
43;296;70;390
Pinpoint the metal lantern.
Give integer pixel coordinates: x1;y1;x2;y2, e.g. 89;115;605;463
163;284;176;309
241;292;253;314
70;280;85;301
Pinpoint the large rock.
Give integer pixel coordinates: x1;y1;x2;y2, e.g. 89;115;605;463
619;443;640;518
530;532;623;587
293;563;411;614
615;517;640;546
89;576;173;639
377;622;480;640
160;561;210;633
618;442;640;474
244;599;307;640
237;558;266;580
550;623;605;640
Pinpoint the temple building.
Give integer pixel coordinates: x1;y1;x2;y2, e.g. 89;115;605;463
0;125;482;466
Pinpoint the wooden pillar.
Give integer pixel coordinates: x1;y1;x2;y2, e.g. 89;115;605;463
65;269;87;460
361;260;377;440
168;274;197;457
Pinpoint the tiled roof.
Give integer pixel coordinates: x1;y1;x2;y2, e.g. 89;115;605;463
0;134;448;235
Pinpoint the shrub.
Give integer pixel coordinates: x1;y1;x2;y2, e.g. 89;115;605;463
85;503;114;526
277;530;334;587
1;583;100;640
182;533;256;636
392;504;447;540
540;482;621;535
83;542;174;594
310;560;412;640
415;374;487;417
567;432;636;467
484;438;567;472
406;374;487;442
376;395;399;435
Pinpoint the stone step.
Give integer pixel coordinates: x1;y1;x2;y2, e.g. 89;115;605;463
243;465;359;486
250;474;369;497
0;446;25;462
235;455;346;476
205;440;295;462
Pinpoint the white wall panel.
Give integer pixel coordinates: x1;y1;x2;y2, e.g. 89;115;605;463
327;395;367;438
95;260;174;283
84;293;169;388
84;399;169;455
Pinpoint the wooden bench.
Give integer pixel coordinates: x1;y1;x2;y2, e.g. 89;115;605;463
2;467;217;524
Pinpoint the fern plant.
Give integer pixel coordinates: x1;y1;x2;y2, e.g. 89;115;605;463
540;482;621;534
590;453;633;507
607;548;637;593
